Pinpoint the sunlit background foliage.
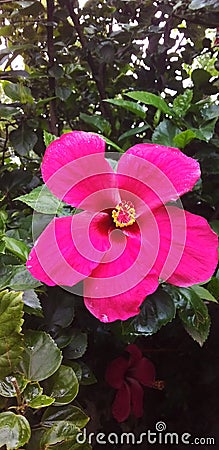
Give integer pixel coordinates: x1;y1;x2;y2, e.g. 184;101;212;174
0;0;219;448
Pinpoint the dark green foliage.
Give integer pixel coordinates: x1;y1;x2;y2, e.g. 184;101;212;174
0;0;219;448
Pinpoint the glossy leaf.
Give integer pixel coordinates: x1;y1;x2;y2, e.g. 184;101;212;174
28;394;55;408
22;380;55;407
104;98;145;118
42;405;89;428
118;124;150;141
7;265;42;290
0;290;24;379
23;290;43;317
189;0;219;10
3;236;29;262
0;374;28;397
191;285;218;303
20;330;62;381
177;288;211;346
0;412;31;449
125;288;176;336
64;331;87;359
46;365;79;405
125;91;172;115
40;421;79;447
16;185;65;214
173;130;196;149
152;120;180;146
80;113;111;136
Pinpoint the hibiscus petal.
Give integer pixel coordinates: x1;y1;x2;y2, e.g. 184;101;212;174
127;378;144;419
117;143;201;211
153;205;218;286
125;344;142;364
84;213;160;300
105;356;129;389
84;272;158;322
112;382;131;422
26;212;111;286
129;357;156;387
42;131;119;210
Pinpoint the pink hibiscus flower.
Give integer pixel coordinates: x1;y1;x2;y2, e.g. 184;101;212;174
105;344;162;422
26;131;218;322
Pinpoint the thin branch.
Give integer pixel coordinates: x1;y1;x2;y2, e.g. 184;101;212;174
46;0;58;136
1;124;9;166
65;0;113;123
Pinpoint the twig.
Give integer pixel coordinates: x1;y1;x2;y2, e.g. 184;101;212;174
46;0;58;136
65;0;113;123
1;124;9;166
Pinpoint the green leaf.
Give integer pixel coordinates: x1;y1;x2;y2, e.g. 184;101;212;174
192;118;218;142
125;91;172;115
9;125;37;156
56;86;72;101
3;236;29;262
80;113;111;136
28;395;55;408
152;120;180;146
48;64;64;79
8;265;42;290
42;405;89;428
189;0;219;10
64;331;88;359
125;288;176;336
100;135;123;152
173;130;196;149
104;98;145;118
0;374;28;397
0;290;24;379
67;362;82;382
43;292;75;329
191;285;218;303
23;380;42;401
177;287;211;346
40;421;79;447
0;412;31;449
23;290;43;317
173;89;193;117
3;81;33;104
23;381;55;407
20;330;62;381
192;69;211;88
207;276;219;300
46;365;79;405
0;25;13;37
79;362;97;386
201;104;219;120
43;130;58;147
118;124;150;141
0;104;19;118
16;185;66;214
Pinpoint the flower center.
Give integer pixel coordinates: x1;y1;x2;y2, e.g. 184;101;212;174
112;200;136;228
